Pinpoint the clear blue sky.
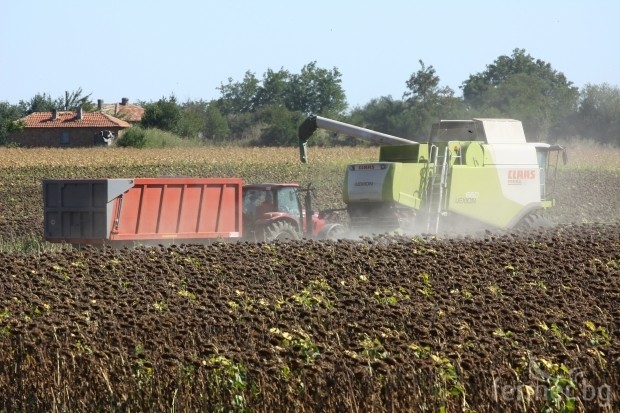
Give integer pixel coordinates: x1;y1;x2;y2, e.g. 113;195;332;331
1;1;618;110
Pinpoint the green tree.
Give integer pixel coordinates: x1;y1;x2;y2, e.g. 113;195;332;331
56;88;94;111
574;83;620;145
254;68;290;108
348;96;417;140
0;102;25;145
346;61;467;143
216;71;260;115
401;60;465;138
204;104;230;142
19;89;94;114
284;61;347;116
177;100;208;138
256;105;304;146
216;63;347;118
461;48;578;139
404;60;454;105
19;93;56;114
115;126;147;148
141;95;181;132
479;73;555;138
213;63;347;145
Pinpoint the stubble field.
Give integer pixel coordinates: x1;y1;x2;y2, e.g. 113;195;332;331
0;144;618;412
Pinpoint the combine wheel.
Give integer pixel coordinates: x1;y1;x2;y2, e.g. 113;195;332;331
517;213;553;230
264;221;300;242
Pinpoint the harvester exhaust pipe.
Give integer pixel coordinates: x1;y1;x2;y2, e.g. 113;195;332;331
298;115;417;163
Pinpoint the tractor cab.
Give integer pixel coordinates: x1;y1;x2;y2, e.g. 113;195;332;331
242;184;306;241
242;184;302;220
242;183;344;241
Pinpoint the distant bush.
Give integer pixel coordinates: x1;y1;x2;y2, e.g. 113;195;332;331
115;126;203;148
115;127;147;148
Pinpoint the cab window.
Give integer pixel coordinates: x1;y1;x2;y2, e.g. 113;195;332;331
243;189;267;217
276;187;300;216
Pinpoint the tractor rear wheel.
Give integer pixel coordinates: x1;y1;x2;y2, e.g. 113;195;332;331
264;221;300;242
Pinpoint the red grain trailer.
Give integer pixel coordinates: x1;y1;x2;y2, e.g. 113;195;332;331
43;178;243;246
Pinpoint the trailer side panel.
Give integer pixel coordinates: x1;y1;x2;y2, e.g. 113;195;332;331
43;177;243;245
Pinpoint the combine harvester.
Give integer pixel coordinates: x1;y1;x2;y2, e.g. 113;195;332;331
298;115;566;234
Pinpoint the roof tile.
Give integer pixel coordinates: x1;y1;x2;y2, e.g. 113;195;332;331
21;112;131;128
100;103;144;122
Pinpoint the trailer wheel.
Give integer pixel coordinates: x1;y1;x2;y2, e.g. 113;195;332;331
264;221;300;242
517;213;553;230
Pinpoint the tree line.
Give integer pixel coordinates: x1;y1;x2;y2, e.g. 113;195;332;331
1;50;619;146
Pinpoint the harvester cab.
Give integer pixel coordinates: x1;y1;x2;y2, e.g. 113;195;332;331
298;115;566;235
532;143;567;200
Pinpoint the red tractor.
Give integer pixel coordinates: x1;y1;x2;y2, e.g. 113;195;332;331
242;183;344;241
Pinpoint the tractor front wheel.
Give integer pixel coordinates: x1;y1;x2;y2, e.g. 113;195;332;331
264;221;300;242
321;223;346;240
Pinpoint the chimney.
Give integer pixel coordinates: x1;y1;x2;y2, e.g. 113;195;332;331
97;99;103;111
51;109;58;120
121;97;129;105
77;106;83;120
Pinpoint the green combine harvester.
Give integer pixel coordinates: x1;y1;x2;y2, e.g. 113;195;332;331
298;116;566;234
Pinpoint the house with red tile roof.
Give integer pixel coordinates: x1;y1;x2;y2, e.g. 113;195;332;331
97;97;144;123
9;108;131;147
